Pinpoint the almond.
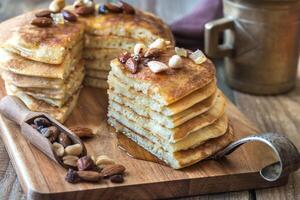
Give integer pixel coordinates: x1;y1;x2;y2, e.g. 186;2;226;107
75;5;95;16
149;38;166;50
100;164;126;178
63;155;79;167
120;1;135;14
35;10;53;18
31;17;53;27
105;3;123;13
134;43;147;55
77;171;102;182
144;48;162;58
147;61;169;73
69;127;95;138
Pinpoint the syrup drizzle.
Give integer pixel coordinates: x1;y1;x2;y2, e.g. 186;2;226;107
116;133;167;166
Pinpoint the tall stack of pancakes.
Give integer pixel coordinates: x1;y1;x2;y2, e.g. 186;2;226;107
108;42;234;169
80;9;174;88
0;15;85;122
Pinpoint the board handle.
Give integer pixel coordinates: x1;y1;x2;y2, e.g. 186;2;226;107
0;95;31;125
210;132;300;182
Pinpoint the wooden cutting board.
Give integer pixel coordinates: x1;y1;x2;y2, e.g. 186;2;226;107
0;82;287;200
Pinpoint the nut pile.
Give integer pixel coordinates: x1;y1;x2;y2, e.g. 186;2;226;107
65;155;126;184
30;117;84;167
32;1;77;28
118;38;208;74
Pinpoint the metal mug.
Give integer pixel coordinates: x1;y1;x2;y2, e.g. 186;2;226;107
205;0;300;95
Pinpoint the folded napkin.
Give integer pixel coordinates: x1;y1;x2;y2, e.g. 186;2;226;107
171;0;222;50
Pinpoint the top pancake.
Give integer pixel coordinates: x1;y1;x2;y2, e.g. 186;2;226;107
111;47;216;105
80;9;174;45
1;11;85;64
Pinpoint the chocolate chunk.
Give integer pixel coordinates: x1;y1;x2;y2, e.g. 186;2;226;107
110;174;124;183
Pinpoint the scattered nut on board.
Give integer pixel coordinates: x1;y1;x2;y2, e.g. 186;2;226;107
53;142;64;157
148;61;169;73
77;156;97;171
69;127;95;138
95;155;116;167
65;144;83;156
100;164;126;178
63;155;79;167
168;55;182;69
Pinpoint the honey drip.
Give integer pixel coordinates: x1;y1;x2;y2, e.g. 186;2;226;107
116;133;167;166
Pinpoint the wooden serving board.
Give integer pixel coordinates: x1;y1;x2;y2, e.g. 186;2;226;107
0;83;288;200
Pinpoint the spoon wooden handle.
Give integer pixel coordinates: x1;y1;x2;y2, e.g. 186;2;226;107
0;95;32;125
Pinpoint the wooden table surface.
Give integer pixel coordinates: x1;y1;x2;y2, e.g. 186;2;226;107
0;0;299;199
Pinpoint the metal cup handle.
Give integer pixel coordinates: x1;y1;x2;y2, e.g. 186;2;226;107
205;18;235;58
210;132;300;182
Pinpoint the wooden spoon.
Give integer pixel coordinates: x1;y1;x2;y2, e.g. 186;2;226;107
0;95;87;169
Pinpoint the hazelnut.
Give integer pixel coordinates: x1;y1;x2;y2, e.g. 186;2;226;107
168;55;182;69
52;142;64;157
49;0;65;13
58;132;72;147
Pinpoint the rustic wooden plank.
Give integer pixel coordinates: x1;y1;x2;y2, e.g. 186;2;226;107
234;71;300;200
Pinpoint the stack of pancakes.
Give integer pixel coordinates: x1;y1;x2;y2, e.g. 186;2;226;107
80;10;174;88
108;46;234;169
0;17;85;122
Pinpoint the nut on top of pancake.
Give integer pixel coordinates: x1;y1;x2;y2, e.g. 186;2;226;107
112;39;215;105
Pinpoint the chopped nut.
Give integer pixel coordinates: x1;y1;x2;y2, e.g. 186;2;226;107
118;52;131;64
53;142;64;157
63;155;79;167
95;155;115;167
58;132;72;147
77;156;96;171
35;10;53;18
133;43;147;55
65;144;83;156
105;3;123;13
125;57;138;74
110;174;124;183
149;38;166;50
168;55;182;69
147;61;169;73
69;127;95;138
120;1;135;15
189;49;207;64
77;171;102;182
75;5;95;16
65;169;80;183
51;13;65;25
175;47;188;57
144;48;162;58
100;164;126;178
73;0;84;8
49;0;65;13
62;10;77;22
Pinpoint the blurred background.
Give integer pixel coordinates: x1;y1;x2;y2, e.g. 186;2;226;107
0;0;199;23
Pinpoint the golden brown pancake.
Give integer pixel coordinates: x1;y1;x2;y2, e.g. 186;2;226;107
84;34;143;51
83;48;124;60
3;11;85;64
108;91;226;142
108;117;234;169
0;41;83;79
110;47;216;105
86;69;109;79
80;9;174;45
85;59;111;71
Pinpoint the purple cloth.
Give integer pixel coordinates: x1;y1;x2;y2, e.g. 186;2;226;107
171;0;223;50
